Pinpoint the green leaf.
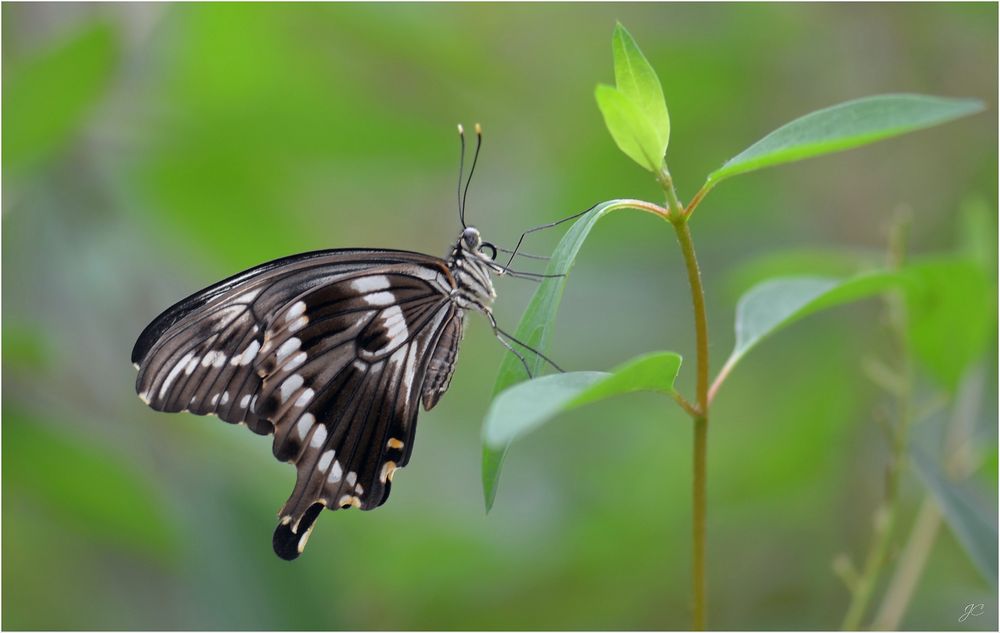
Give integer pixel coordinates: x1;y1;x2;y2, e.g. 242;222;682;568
706;94;984;187
713;272;903;397
612;23;670;153
482;352;682;509
911;445;998;588
904;258;994;391
3;21;119;169
484;199;661;509
595;84;662;172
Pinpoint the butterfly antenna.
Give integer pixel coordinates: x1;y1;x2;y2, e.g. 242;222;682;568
457;124;467;228
461;123;482;226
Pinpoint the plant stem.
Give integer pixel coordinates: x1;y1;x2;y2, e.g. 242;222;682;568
657;161;711;629
841;214;912;630
869;498;941;629
657;166;686;219
692;414;708;629
673;220;710;413
673;217;711;630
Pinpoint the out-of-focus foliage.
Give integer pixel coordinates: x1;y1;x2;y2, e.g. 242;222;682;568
911;446;998;589
2;3;996;630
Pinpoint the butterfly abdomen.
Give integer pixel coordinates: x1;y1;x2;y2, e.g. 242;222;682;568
421;308;464;410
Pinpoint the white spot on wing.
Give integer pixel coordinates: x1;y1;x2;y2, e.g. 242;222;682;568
220;391;230;405
294;388;314;408
280;374;304;403
285;301;307;322
285;351;307;372
309;424;327;448
380;305;410;346
362;291;396;306
202;350;227;367
231;340;260;366
296;413;315;440
318;450;335;472
328;460;343;483
185;355;199;375
160;351;194;398
276;338;301;363
288;316;308;332
346;471;357;487
351;275;391;293
211;393;220;406
240;394;251;409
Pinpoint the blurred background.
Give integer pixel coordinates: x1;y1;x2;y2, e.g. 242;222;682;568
2;3;996;630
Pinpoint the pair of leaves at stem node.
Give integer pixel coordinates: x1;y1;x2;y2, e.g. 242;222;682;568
594;23;670;173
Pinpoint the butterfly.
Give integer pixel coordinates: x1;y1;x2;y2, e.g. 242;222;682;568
132;124;575;560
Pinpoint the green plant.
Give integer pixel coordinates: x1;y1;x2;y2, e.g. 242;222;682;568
480;22;990;629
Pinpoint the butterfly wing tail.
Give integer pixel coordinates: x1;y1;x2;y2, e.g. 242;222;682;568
272;502;324;561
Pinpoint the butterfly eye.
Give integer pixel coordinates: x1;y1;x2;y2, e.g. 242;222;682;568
480;242;497;260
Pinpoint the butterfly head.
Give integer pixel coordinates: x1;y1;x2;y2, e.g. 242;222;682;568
458;226;498;262
459;226;493;257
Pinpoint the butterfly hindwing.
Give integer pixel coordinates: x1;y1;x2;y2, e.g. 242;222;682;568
254;268;461;559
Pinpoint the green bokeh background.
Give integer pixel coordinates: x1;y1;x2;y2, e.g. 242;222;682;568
2;3;997;630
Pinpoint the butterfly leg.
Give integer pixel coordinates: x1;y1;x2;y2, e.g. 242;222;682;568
490;321;534;378
485;312;565;377
502;203;598;269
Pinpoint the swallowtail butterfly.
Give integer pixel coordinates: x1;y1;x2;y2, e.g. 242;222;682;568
132;125;572;560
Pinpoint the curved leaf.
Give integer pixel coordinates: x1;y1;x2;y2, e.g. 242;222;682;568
595;84;662;172
612;23;669;153
483;352;682;509
711;272;903;399
706;94;983;188
484;199;664;509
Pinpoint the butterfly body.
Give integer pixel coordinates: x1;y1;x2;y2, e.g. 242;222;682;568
133;227;500;559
